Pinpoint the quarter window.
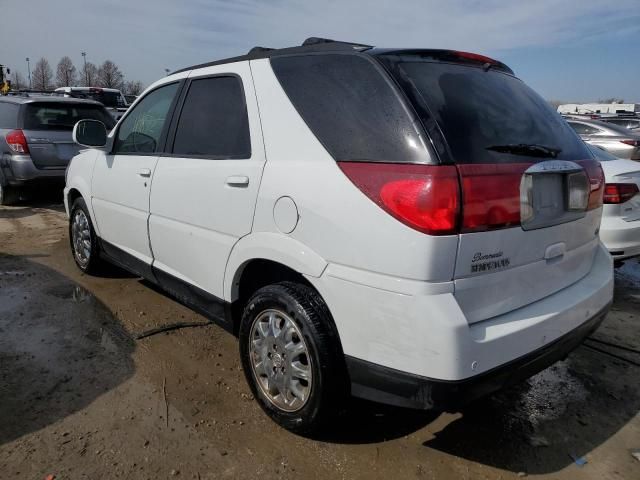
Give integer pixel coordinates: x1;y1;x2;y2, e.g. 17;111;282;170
172;76;251;158
114;83;179;154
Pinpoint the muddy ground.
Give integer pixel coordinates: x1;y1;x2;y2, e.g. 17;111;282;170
1;192;639;480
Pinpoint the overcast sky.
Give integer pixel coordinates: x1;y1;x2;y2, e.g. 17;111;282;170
2;0;639;101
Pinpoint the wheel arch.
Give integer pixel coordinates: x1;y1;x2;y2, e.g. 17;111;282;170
65;178;100;236
224;232;328;303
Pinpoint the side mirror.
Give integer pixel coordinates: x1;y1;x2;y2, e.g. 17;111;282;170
73;119;107;148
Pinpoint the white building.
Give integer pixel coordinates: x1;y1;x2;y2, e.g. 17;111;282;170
557;103;639;115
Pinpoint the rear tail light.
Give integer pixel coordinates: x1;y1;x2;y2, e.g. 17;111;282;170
577;160;605;210
457;164;528;232
339;159;604;236
5;129;29;154
603;183;639;204
620;139;640;147
452;51;499;65
337;162;460;235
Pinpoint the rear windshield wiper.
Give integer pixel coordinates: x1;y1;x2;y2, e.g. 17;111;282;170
486;143;562;158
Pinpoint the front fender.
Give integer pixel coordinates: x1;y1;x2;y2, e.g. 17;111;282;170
224;232;327;302
64;150;100;233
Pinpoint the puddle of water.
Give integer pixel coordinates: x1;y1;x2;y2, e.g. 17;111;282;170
616;260;640;289
0;256;135;444
514;361;589;425
46;284;95;303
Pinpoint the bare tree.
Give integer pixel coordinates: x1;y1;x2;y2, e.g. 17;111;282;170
124;80;144;96
79;61;99;87
11;71;26;90
98;60;124;89
32;58;53;90
56;56;77;87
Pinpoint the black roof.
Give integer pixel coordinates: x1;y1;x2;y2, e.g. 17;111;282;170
171;37;373;74
171;37;514;76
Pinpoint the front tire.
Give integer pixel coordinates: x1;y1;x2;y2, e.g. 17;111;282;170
239;282;348;434
69;197;103;274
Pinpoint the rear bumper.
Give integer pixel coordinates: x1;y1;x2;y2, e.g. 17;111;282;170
1;154;66;184
346;302;609;410
600;215;640;260
311;242;613;409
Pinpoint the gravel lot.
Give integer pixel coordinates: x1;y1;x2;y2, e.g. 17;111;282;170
1;194;639;479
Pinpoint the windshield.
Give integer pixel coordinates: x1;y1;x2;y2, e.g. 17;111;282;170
24;103;116;131
378;56;591;164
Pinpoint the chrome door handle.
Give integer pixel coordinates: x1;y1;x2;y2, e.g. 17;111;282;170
225;175;249;187
138;168;152;177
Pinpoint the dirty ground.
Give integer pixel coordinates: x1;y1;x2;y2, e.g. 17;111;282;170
1;194;639;479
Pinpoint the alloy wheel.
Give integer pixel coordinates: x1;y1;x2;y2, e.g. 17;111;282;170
71;210;92;267
249;309;312;412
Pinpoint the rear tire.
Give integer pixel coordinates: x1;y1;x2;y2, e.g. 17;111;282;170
69;197;104;274
0;183;19;205
239;281;348;434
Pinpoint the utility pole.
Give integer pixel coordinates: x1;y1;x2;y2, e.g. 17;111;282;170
26;57;31;89
81;52;88;85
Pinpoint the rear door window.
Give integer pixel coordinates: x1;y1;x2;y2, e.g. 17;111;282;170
378;55;591;164
271;54;431;164
171;76;251;158
23;103;116;131
0;102;19;128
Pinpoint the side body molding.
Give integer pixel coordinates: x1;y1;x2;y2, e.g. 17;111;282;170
224;232;328;302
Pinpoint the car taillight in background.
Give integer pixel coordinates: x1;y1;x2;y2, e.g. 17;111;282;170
6;129;29;154
620;139;640;147
577;160;605;210
603;183;639;204
337;162;460;235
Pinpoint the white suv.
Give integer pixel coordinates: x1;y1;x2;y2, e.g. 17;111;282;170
65;38;614;433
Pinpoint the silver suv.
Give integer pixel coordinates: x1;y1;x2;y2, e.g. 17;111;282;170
0;95;115;204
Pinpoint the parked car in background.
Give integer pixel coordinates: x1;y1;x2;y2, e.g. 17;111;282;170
599;117;640;132
65;38;613;433
0;95;115;204
587;144;640;263
124;94;138;105
566;118;640;160
54;86;129;120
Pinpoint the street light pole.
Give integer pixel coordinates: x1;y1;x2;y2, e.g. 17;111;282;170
26;57;31;90
164;68;170;76
81;52;88;86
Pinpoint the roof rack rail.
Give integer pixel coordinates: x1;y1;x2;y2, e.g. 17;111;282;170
302;37;372;48
172;37;373;75
247;46;275;55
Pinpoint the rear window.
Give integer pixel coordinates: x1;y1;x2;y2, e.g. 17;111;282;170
378;55;591;164
271;54;431;164
587;144;618;161
75;91;124;108
568;122;601;135
23;103;115;131
0;102;19;128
